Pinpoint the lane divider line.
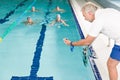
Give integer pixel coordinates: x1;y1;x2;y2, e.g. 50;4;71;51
0;0;36;43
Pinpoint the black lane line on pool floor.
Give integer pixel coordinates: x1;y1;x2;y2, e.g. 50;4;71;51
11;0;54;80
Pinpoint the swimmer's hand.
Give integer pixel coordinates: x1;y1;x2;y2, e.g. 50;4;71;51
65;24;69;27
63;38;71;45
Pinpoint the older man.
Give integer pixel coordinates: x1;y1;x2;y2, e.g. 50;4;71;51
64;2;120;80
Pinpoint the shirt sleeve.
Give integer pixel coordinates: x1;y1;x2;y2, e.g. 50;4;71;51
88;19;104;37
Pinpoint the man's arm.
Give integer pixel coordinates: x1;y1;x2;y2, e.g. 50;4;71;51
63;35;96;46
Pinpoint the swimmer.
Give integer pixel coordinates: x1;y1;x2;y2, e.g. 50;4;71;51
31;6;39;12
52;6;65;13
23;16;34;25
50;14;69;26
22;16;43;25
26;16;33;24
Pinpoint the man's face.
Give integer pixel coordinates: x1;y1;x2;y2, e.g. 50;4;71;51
82;10;94;22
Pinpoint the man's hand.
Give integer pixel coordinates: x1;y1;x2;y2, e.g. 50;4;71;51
63;38;71;45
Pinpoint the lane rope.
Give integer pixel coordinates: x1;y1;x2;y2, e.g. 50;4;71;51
0;0;36;43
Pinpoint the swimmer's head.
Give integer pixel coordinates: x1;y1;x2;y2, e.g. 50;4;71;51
27;16;33;24
32;6;35;12
32;6;35;9
27;16;31;20
56;6;59;8
56;6;60;11
57;14;61;18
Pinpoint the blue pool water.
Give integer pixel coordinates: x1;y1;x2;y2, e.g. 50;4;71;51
0;0;98;80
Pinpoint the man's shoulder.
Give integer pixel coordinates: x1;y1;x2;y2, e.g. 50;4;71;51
100;8;119;13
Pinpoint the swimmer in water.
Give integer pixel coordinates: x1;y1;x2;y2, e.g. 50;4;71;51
23;16;34;25
50;14;69;26
52;6;65;13
31;6;39;12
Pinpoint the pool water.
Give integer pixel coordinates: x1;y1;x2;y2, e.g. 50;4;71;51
0;0;96;80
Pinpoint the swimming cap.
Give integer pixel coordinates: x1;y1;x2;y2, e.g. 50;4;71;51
57;14;61;18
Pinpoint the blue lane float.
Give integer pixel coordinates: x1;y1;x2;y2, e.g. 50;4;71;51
0;0;36;42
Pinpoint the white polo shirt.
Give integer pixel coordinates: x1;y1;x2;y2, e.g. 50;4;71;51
88;8;120;45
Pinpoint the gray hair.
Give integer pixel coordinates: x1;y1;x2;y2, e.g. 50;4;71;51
82;2;98;14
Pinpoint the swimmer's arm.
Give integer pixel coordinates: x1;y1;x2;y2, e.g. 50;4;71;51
61;20;69;26
22;21;34;25
60;9;65;12
49;20;56;26
30;22;34;25
51;9;65;13
51;9;56;12
34;9;40;12
22;21;28;25
31;9;40;12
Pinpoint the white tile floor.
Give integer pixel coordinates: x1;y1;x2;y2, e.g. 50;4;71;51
70;0;120;80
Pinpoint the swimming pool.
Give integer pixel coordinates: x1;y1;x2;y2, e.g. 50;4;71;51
0;0;98;80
